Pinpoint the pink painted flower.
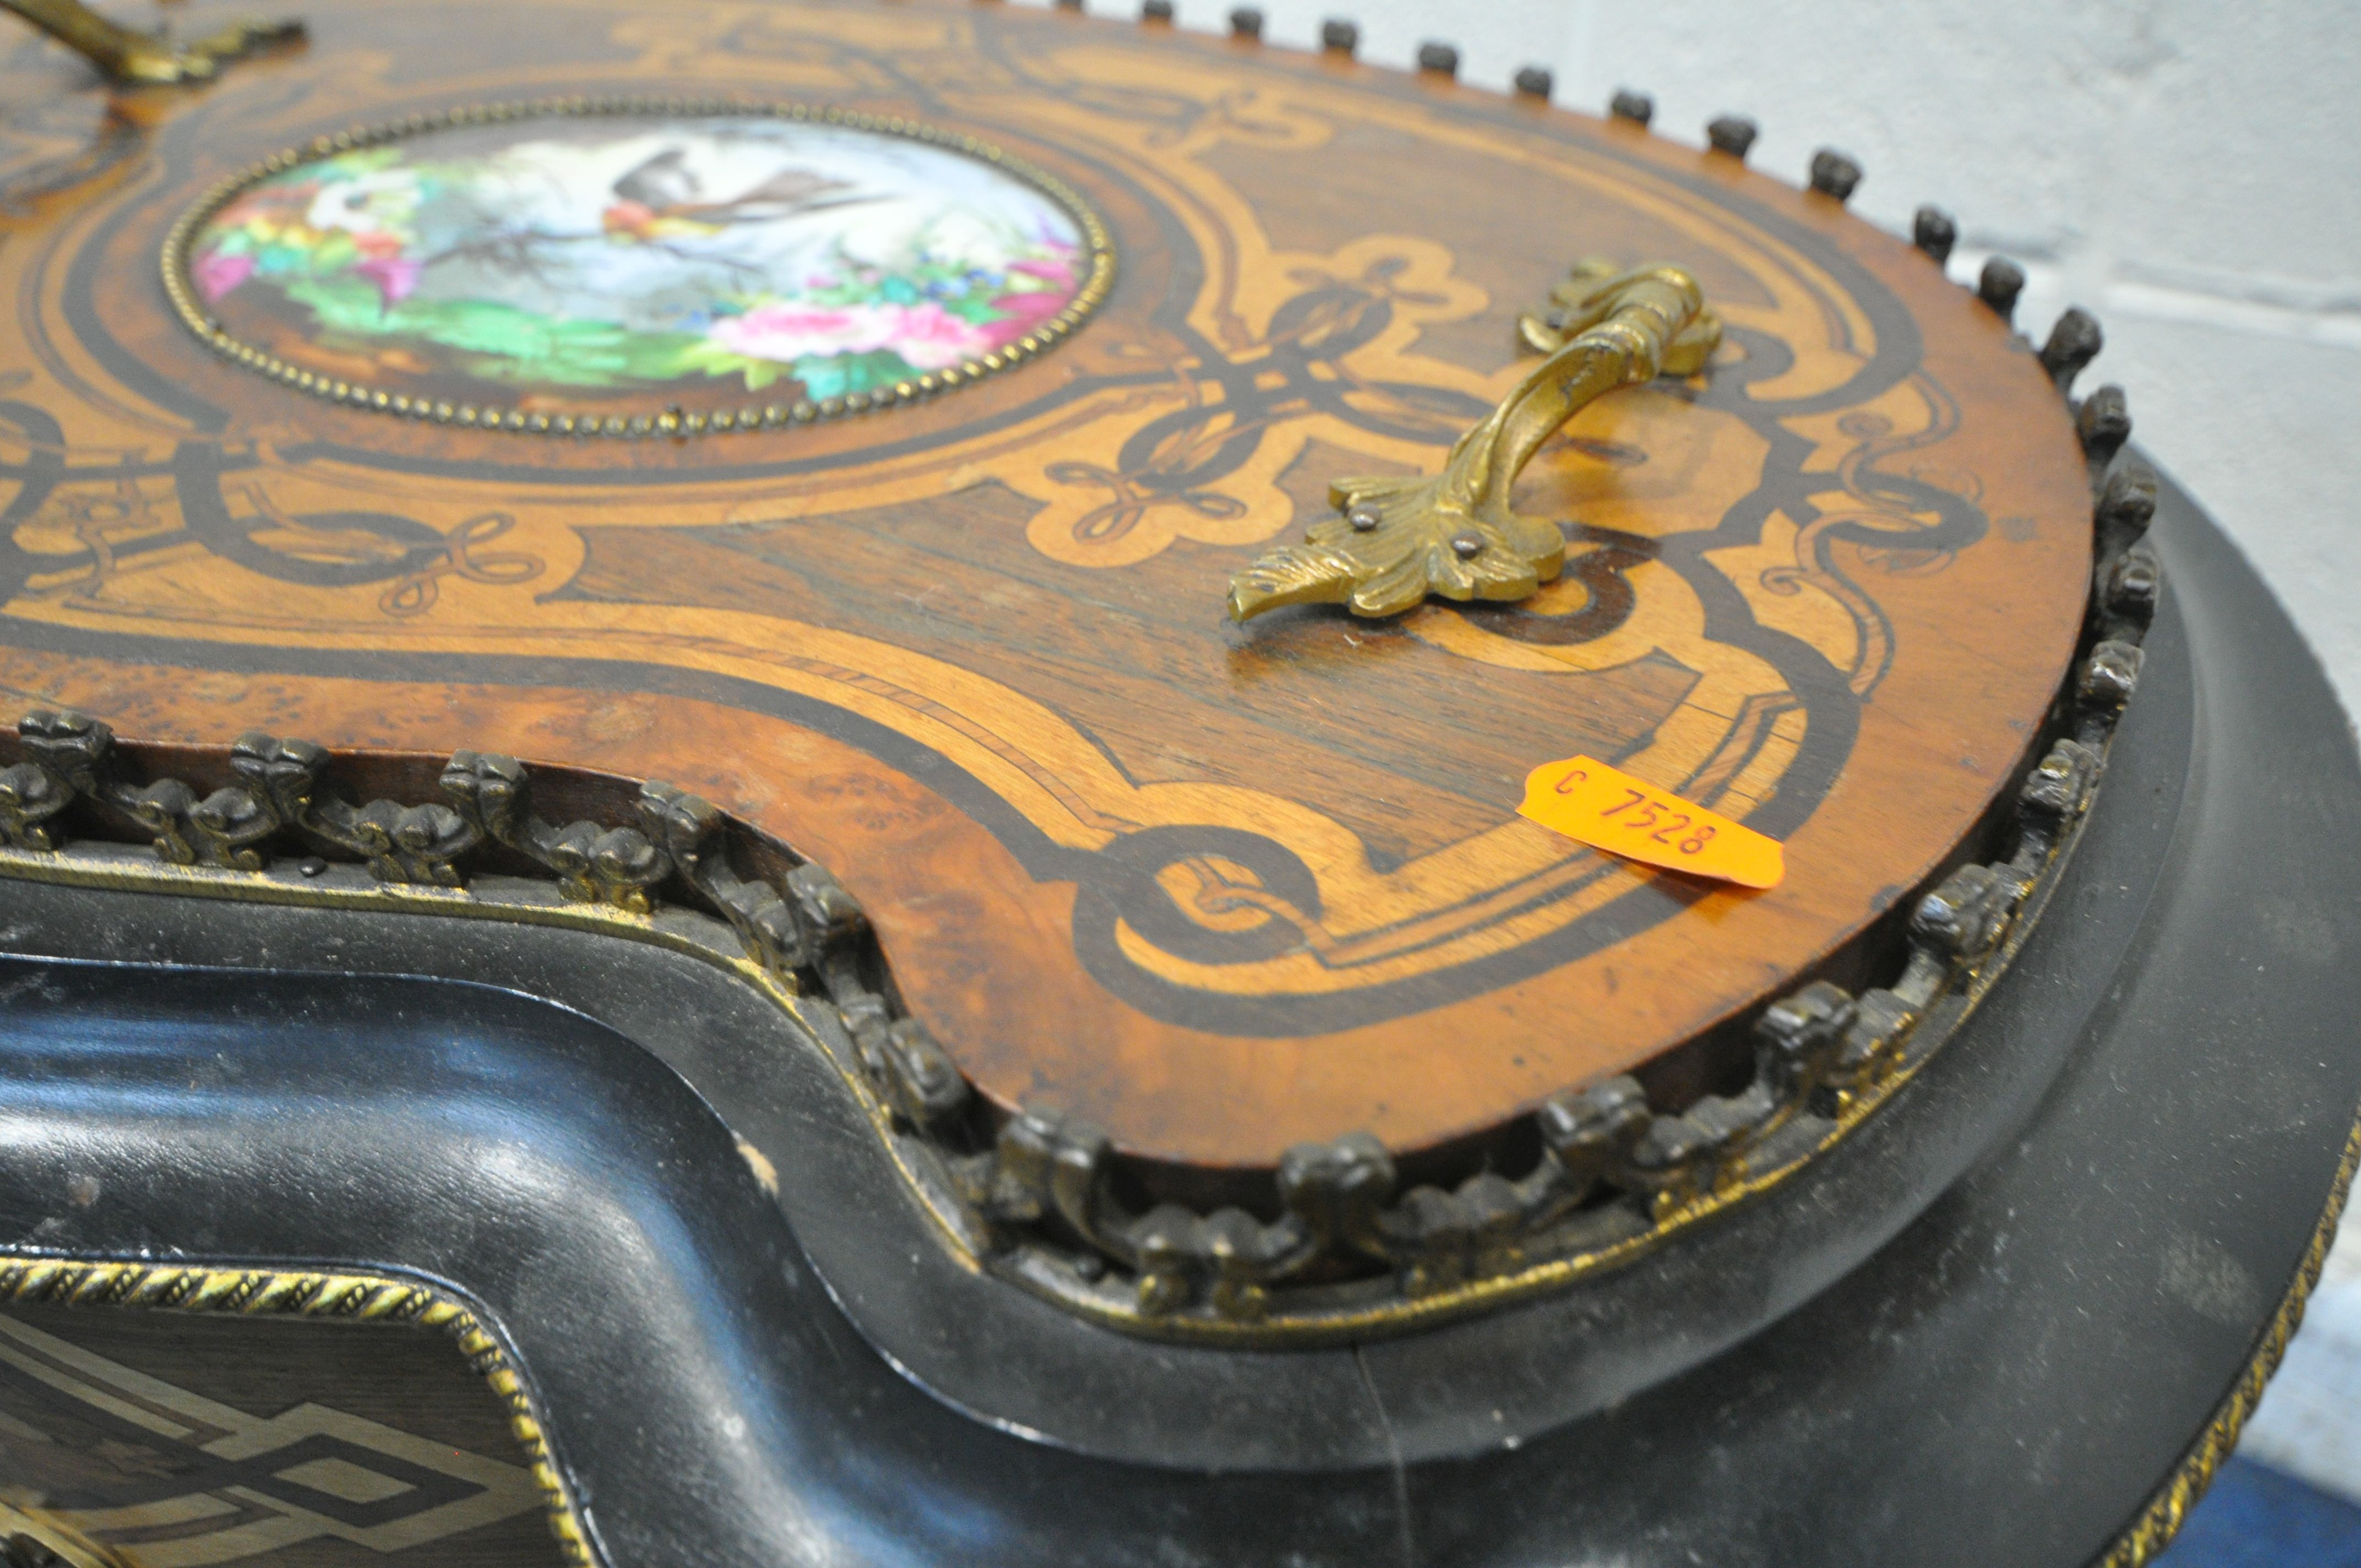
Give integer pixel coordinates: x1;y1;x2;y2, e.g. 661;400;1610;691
710;302;902;364
889;302;993;370
352;255;424;313
982;289;1065;349
193;249;256;304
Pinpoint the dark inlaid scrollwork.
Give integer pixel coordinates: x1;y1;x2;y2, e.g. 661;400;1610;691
0;470;2156;1338
958;683;2128;1326
933;380;2163;1335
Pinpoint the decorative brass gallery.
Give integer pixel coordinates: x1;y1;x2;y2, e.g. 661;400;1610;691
0;590;2157;1346
1229;262;1719;620
0;442;2161;1343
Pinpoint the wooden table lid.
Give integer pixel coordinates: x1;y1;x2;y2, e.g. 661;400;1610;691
0;0;2130;1337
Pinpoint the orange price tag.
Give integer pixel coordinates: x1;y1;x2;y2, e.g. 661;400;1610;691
1517;755;1784;889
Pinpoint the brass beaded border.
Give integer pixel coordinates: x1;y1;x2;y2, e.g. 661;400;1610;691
157;95;1118;439
0;1257;595;1567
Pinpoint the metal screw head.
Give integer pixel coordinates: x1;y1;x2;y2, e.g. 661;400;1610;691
1347;503;1382;531
1449;531;1485;559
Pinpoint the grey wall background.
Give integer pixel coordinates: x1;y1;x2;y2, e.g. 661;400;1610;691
1020;0;2361;715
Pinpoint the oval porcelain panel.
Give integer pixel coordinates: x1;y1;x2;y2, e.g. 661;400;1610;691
185;113;1094;412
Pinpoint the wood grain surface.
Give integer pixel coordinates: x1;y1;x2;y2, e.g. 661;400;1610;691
0;0;2093;1173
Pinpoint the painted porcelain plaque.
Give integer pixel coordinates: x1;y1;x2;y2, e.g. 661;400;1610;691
184;114;1095;415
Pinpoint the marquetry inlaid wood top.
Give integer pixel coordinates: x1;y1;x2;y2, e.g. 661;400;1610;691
0;0;2092;1170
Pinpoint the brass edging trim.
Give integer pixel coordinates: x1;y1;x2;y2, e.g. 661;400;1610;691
0;1257;597;1568
2093;1115;2361;1567
0;985;2342;1568
158;96;1118;438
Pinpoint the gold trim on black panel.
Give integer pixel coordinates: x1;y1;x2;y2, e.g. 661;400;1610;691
0;1259;592;1567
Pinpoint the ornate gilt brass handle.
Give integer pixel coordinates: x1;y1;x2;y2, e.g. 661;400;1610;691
1;0;301;84
1227;261;1719;622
